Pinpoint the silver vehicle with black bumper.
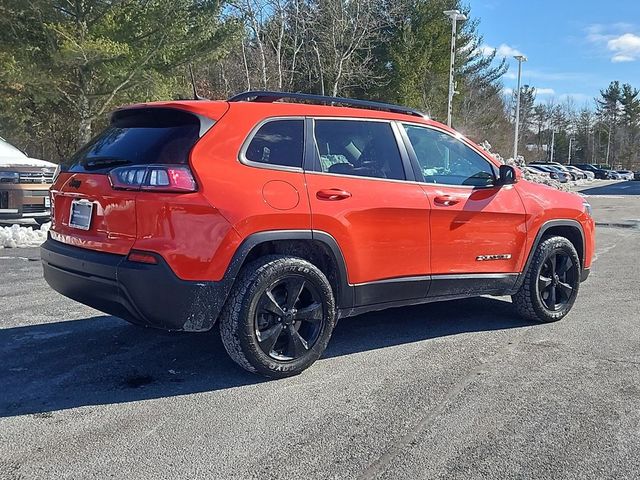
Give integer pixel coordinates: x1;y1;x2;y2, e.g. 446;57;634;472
0;138;56;224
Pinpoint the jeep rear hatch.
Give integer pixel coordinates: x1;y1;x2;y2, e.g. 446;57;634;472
50;107;215;255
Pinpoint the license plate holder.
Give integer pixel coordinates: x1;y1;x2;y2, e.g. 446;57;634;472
44;196;51;208
69;199;93;230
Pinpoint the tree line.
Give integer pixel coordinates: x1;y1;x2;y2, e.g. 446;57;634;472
510;81;640;169
1;0;638;170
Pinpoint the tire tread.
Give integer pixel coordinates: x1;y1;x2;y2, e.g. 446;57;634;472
219;255;335;377
512;235;581;323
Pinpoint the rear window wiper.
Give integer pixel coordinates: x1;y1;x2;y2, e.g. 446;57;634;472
81;157;132;170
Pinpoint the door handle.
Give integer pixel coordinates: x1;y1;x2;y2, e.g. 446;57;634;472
316;189;352;201
433;195;460;206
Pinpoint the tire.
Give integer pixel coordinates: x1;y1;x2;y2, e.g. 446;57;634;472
512;236;581;323
219;255;336;378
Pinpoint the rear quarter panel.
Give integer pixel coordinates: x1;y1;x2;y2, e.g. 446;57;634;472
132;191;240;281
187;104;313;281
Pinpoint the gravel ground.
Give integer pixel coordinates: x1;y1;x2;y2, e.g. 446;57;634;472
1;181;639;480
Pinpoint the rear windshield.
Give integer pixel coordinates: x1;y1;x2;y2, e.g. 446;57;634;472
66;108;201;173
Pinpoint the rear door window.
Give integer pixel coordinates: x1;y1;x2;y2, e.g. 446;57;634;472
243;119;304;168
312;120;405;181
67;108;202;173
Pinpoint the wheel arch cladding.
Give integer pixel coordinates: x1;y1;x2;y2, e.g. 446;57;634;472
542;224;584;267
515;219;585;291
224;231;352;310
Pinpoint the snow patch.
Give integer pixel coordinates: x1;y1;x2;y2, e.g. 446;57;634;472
479;141;570;191
0;223;50;248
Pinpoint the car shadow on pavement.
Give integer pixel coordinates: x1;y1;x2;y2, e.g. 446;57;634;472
326;296;533;358
1;296;534;417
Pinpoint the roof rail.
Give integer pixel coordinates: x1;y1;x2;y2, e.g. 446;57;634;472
228;91;426;118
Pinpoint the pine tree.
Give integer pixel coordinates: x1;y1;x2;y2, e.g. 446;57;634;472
373;0;506;121
575;108;594;164
0;0;238;158
531;105;547;158
512;85;536;150
619;83;640;168
596;81;622;166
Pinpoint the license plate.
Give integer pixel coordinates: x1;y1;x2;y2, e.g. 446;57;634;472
69;199;93;230
44;196;51;208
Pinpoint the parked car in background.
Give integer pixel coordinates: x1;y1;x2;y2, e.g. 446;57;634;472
527;164;556;179
523;166;552;179
0;138;56;225
528;164;561;181
528;164;570;183
530;161;580;181
573;164;609;179
616;170;634;180
566;165;593;180
548;165;575;182
634;171;640;181
607;170;622;180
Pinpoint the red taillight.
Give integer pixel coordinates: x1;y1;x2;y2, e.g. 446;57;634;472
127;250;159;265
108;165;197;193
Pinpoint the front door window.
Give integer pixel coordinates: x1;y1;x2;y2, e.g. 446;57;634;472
403;124;497;187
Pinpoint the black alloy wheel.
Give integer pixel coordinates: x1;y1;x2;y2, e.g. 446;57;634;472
537;250;579;312
219;255;336;378
512;235;581;323
255;276;324;361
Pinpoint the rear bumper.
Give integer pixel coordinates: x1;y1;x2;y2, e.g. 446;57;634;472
41;237;230;331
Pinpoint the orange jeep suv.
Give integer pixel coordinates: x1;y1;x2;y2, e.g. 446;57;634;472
41;92;595;377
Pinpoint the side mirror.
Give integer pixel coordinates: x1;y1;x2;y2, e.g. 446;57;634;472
498;165;517;186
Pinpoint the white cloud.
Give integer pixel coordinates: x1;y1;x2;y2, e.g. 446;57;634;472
496;44;525;57
504;71;517;80
608;33;640;51
587;25;640;62
586;24;610;44
479;45;496;56
607;33;640;62
459;42;475;53
502;87;513;96
612;54;635;63
480;43;525;58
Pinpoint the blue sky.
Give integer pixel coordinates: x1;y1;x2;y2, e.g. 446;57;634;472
470;0;640;107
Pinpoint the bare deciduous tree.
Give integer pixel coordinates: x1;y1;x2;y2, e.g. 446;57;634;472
309;0;390;96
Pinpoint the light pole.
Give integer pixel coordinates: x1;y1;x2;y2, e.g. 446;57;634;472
512;54;527;160
568;136;573;164
550;129;556;162
444;9;467;127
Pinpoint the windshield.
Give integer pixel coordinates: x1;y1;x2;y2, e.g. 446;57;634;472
66;108;201;173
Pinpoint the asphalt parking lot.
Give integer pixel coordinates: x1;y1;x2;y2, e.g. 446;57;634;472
1;180;639;480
